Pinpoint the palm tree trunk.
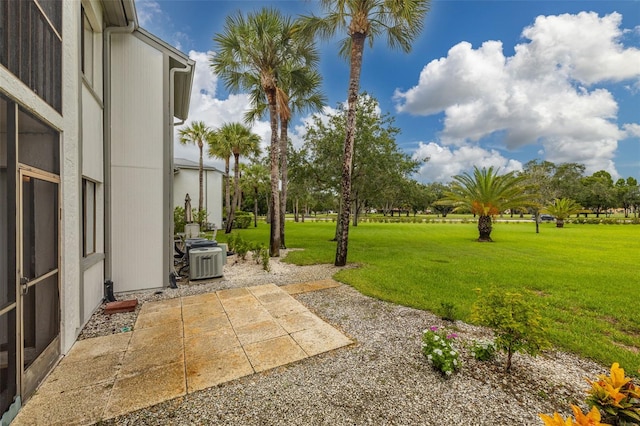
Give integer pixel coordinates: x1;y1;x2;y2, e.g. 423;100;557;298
478;215;493;242
198;143;204;212
226;153;241;233
266;88;281;257
253;186;259;227
279;118;289;249
224;157;231;229
335;32;365;266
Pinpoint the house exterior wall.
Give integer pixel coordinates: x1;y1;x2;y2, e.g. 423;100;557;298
1;0;193;418
80;0;106;325
174;168;224;230
110;33;165;292
60;0;83;354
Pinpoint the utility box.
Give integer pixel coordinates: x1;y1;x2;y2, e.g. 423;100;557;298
189;247;223;280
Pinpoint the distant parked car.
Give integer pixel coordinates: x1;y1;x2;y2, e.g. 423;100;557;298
531;214;555;221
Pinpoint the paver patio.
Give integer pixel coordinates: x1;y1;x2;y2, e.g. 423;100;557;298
12;282;351;425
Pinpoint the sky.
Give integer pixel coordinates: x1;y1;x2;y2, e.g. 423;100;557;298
135;0;640;183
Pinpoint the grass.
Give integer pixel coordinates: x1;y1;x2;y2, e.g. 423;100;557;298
218;220;640;375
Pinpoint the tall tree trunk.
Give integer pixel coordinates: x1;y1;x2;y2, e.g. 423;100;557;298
226;153;241;233
253;187;259;227
294;197;299;222
279;118;289;249
266;88;280;256
477;215;493;242
265;192;271;224
236;166;242;211
352;193;359;227
224;157;231;231
334;196;343;242
198;143;204;211
335;32;366;266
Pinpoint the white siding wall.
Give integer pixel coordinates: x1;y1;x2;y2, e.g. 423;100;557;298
110;33;164;292
82;262;103;323
80;0;106;325
173;169;224;230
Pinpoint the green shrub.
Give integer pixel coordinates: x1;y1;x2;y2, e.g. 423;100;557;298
233;211;252;229
469;339;497;362
174;206;185;233
439;301;457;322
193;209;208;228
252;243;270;272
471;289;550;372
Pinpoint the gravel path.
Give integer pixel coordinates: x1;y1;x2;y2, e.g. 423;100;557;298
85;251;606;425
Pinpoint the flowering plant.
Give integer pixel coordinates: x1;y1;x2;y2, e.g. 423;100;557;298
539;405;609;426
422;326;461;377
470;339;497;362
539;363;639;426
585;363;640;425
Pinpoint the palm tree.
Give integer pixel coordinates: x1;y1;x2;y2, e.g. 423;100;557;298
542;198;584;228
207;129;232;227
240;162;270;227
301;0;430;266
178;121;211;211
246;65;325;248
212;8;315;256
222;123;261;233
440;166;535;242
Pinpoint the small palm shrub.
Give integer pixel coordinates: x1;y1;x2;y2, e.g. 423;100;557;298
252;242;270;272
226;233;251;259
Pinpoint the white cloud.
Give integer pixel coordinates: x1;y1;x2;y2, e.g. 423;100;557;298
394;11;640;179
624;123;640;138
175;51;271;163
134;0;161;27
411;142;523;183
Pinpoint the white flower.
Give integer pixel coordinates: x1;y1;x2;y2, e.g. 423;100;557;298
450;351;457;356
427;355;432;360
453;360;458;366
434;349;442;356
433;335;440;341
445;370;452;376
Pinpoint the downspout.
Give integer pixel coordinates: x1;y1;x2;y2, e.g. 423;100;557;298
167;62;191;287
103;20;135;285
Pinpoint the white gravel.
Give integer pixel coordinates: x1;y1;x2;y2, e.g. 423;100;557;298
85;251;606;425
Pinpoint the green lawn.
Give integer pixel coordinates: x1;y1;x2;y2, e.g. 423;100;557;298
218;220;640;374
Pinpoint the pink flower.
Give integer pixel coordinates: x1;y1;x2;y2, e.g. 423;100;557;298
430;326;439;332
446;333;458;339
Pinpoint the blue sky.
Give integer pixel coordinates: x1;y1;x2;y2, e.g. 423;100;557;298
136;0;640;183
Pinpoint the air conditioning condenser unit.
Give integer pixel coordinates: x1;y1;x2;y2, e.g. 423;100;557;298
189;247;223;280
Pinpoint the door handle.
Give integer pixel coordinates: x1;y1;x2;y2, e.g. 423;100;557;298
20;277;30;295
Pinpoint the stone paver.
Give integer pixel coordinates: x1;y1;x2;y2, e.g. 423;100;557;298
12;282;352;425
283;279;342;295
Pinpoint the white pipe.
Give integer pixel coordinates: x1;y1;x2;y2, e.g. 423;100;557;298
103;20;135;282
167;61;191;284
